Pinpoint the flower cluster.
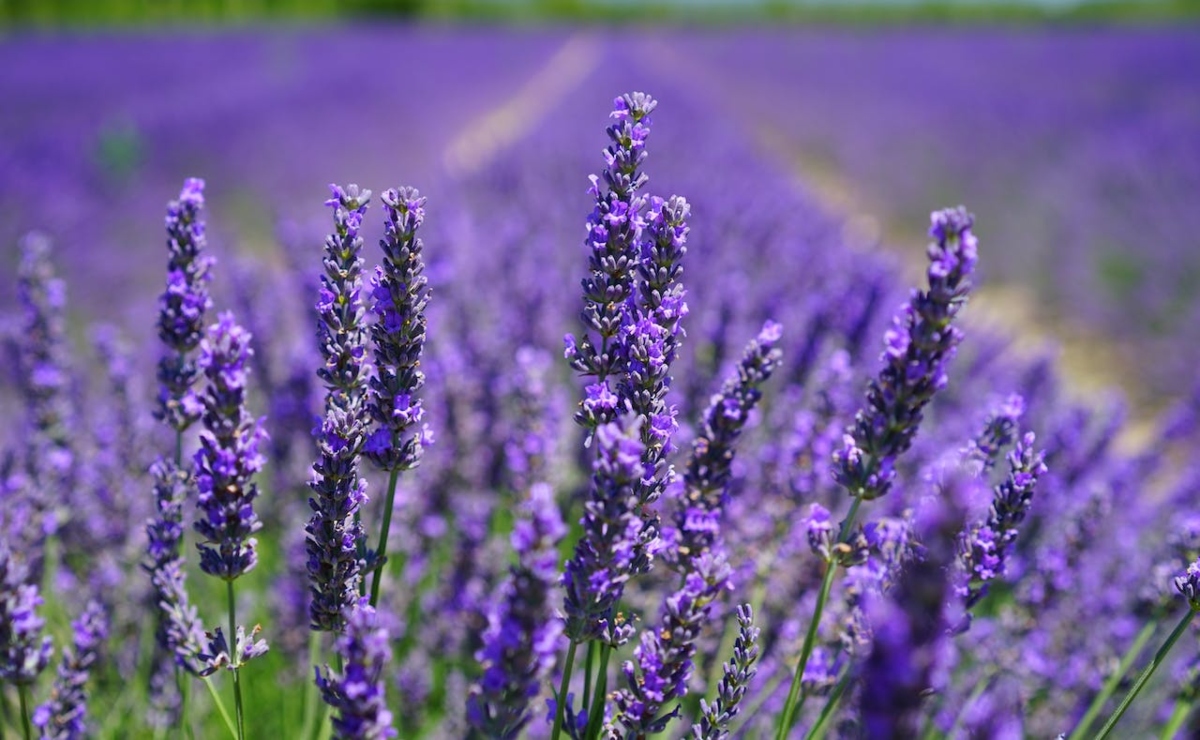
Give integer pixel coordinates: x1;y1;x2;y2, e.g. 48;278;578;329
0;546;53;685
307;183;372;632
316;600;397;740
156;177;213;432
193;313;267;581
33;600;108;739
691;605;760;740
364;187;430;474
467;483;566;738
833;207;978;500
144;460;206;674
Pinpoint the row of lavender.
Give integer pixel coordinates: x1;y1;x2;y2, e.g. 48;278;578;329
668;27;1200;398
3;48;1200;740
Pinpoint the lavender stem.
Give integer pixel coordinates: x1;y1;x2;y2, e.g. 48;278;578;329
19;683;33;740
367;467;401;608
550;641;578;740
1160;699;1194;740
804;662;852;740
777;496;863;738
1068;618;1158;740
201;676;237;739
228;580;245;740
1094;610;1194;740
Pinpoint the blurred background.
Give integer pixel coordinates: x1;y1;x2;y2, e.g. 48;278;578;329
2;0;1198;408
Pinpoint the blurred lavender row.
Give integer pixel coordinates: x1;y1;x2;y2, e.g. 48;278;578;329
2;25;1200;739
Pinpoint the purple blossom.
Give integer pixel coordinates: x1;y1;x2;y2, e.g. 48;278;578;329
0;545;53;685
562;418;649;646
691;605;760;740
607;553;732;737
33;600;108;739
671;322;783;570
156;177;214;433
316;600;397;740
193;313;267;581
958;432;1048;614
307;183;372;632
833;207;978;500
144;460;206;675
467;483;566;738
364;187;430;474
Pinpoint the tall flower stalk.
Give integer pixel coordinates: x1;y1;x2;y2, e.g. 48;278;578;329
777;207;978;738
194;313;269;739
307;184;372;632
316;600;397;739
32;600;107;739
363;186;430;609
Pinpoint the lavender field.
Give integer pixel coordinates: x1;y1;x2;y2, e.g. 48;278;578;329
2;25;1200;740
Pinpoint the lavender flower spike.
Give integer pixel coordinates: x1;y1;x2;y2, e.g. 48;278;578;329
0;546;53;685
467;482;567;738
562;418;649;647
364;186;430;473
144;460;206;674
307;184;372;632
834;206;977;500
156;177;213;433
316;599;397;740
959;431;1048;613
33;600;108;739
673;321;783;569
193;312;268;581
565;92;658;436
691;605;760;740
607;552;732;738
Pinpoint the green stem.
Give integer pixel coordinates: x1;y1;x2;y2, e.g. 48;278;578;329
777;498;863;739
18;684;31;740
368;467;402;608
301;632;321;740
1068;618;1159;740
202;677;238;739
583;640;597;715
1160;698;1195;740
805;663;852;740
228;580;245;740
551;641;579;740
1095;609;1196;740
584;645;611;739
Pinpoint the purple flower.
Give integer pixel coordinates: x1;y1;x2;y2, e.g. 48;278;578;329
671;322;783;569
364;187;430;474
156;178;214;433
307;184;373;632
833;206;978;500
562;418;649;646
690;605;760;740
466;483;566;738
316;600;397;740
1174;560;1200;609
144;460;206;675
33;600;108;739
957;432;1048;614
608;553;732;737
193;313;267;581
0;545;53;685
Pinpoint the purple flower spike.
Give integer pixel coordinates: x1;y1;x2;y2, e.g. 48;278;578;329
0;546;53;685
365;187;430;474
33;600;108;739
691;605;760;740
307;184;373;632
958;432;1048;616
193;313;267;581
608;553;732;737
562;418;650;647
1174;560;1200;610
672;322;783;570
144;460;206;675
316;600;397;740
568;92;659;436
467;483;566;738
156;177;214;433
834;206;978;501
